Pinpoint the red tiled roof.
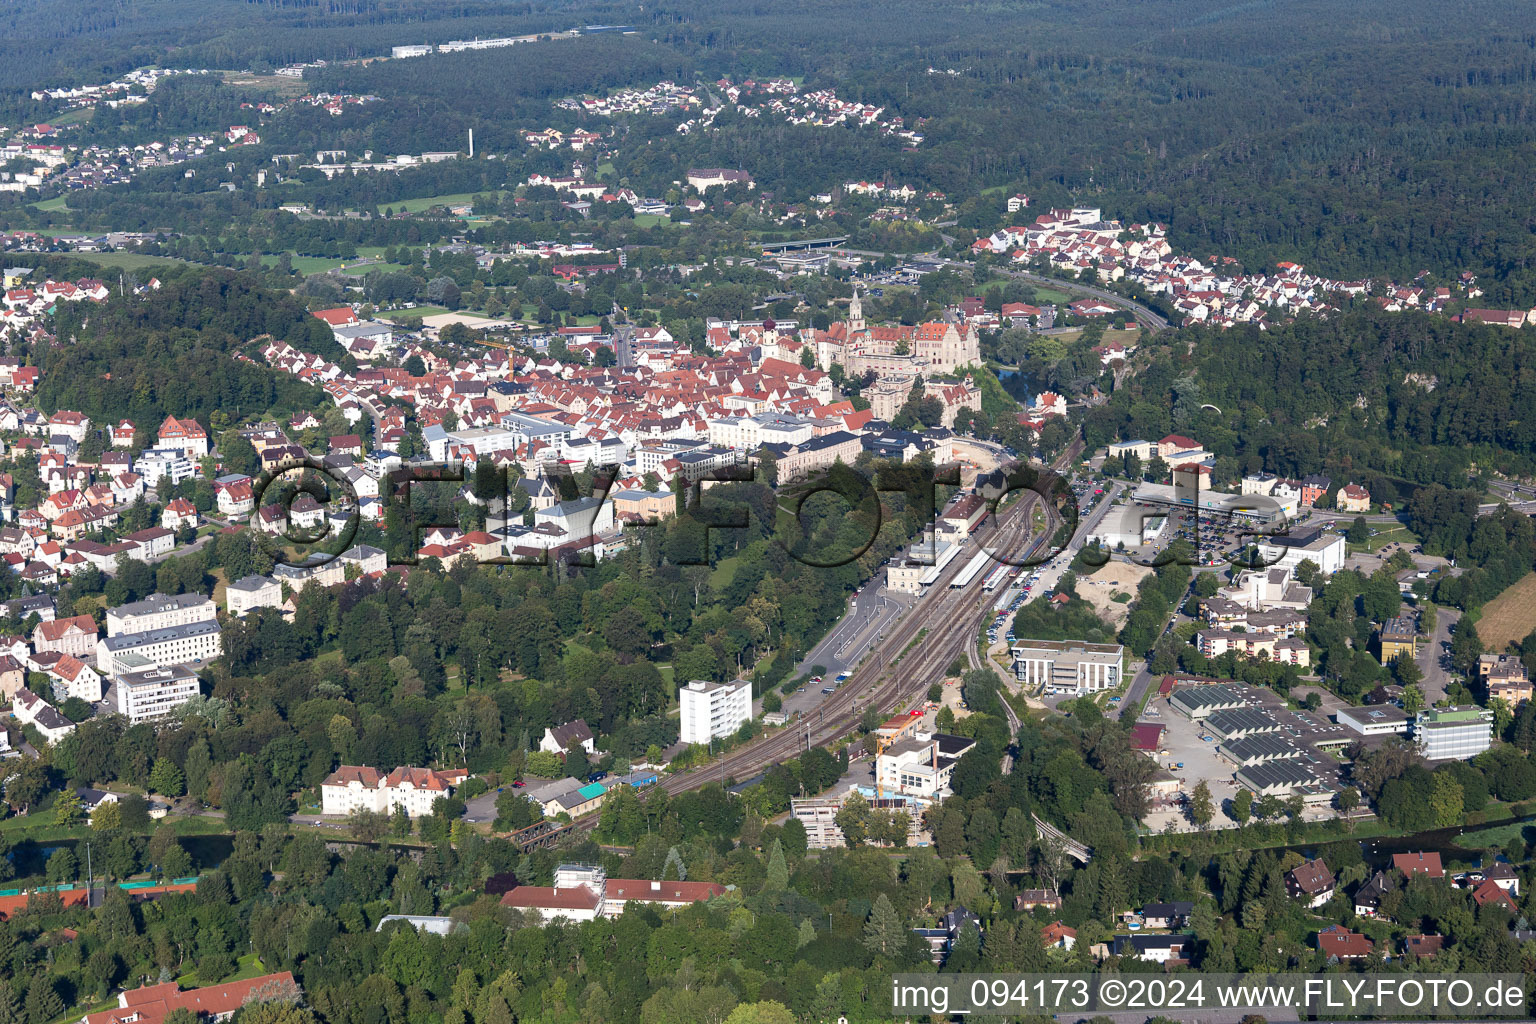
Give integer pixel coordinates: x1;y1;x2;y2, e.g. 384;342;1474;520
1041;920;1076;945
1473;878;1516;910
35;614;96;643
85;973;299;1024
606;879;726;903
1393;852;1444;878
500;886;602;911
323;765;383;787
312;307;358;327
0;886;89;920
1316;924;1371;958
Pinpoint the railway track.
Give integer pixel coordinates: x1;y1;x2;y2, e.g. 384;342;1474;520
558;447;1082;838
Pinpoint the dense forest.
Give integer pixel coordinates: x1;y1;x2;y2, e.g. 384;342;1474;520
31;268;339;428
1086;309;1536;489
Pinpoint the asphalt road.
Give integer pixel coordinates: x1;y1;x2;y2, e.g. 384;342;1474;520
781;583;913;716
1416;604;1461;706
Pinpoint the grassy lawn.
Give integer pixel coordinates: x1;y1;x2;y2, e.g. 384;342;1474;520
1349;522;1419;554
709;554;742;590
0;808;227;843
379;191;505;215
658;664;675;690
209;567;229;608
168;815;234;836
380;305;455;324
176;952;268;988
70;251;189;271
1033;286;1073;304
633;213;669;227
31;196;70;212
49;107;95;127
0;815;90;841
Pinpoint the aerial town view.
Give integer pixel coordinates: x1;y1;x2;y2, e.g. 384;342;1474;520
1;0;1536;1021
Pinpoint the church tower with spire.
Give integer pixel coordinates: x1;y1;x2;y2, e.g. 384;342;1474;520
847;286;865;334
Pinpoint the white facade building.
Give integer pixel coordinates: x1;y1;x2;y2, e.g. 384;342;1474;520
1414;706;1493;761
135;449;196;490
678;678;751;745
320;765;465;817
106;592;217;637
96;620;223;674
875;732;977;799
1010;640;1125;695
225;575;283;616
1255;529;1346;576
114;664;200;724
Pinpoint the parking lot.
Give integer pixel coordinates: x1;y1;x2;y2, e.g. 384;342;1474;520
1131;503;1323;569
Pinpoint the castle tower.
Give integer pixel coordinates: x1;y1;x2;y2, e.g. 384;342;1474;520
848;287;865;334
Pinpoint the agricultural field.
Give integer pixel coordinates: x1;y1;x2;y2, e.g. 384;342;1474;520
1475;571;1536;652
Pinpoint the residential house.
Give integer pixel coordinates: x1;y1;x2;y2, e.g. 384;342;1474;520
1015;889;1061;912
49;653;102;702
1484;862;1520;895
1041;921;1076;950
1109;933;1191;964
1138;901;1194;930
124;527;174;560
0;654;24;699
1479;654;1532;705
33;613;98;658
1299;474;1332;507
1286;858;1336;908
1392;852;1444;879
1338;483;1371;513
1354;870;1396;917
1472;878;1518;912
225;575;282;616
47;410;90;444
157;415;209;458
215;476;255;518
10;686;74;743
540;719;596;755
1316;924;1372;961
